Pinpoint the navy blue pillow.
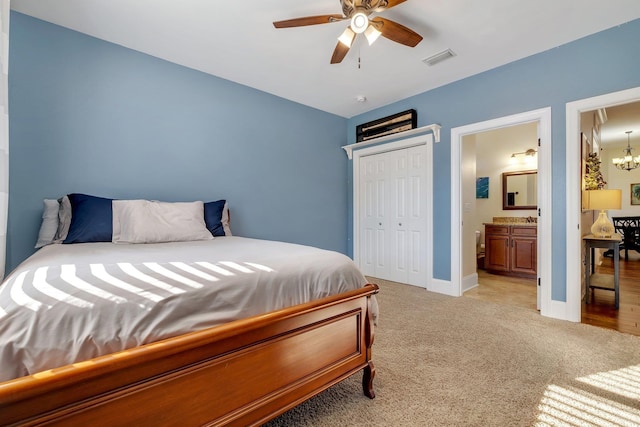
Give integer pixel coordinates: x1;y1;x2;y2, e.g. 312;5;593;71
63;194;114;243
204;200;226;237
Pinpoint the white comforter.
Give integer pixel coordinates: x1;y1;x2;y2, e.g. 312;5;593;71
0;237;371;382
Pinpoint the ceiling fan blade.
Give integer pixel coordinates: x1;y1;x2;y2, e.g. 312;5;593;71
370;17;422;47
373;0;407;12
330;40;351;64
273;14;346;28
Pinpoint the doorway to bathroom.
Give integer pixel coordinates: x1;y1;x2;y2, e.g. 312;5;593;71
463;122;538;310
450;108;552;315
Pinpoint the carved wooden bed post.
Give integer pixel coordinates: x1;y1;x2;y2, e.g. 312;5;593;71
363;291;376;399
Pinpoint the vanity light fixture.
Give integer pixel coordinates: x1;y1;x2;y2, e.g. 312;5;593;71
510;148;537;165
612;130;640;171
510;148;537;159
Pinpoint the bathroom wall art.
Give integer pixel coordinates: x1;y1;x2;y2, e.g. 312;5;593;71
476;177;489;199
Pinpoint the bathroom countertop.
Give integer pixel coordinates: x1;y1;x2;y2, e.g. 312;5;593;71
488;216;537;225
484;222;537;226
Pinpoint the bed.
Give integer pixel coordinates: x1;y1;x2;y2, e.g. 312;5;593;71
0;195;378;426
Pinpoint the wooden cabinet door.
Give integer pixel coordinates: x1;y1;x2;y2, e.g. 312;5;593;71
484;225;536;278
510;236;537;276
510;226;537;277
485;234;510;272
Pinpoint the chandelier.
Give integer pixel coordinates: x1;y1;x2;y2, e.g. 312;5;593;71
612;130;640;171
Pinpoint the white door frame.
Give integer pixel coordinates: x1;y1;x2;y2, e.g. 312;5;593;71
352;134;434;289
451;108;552;315
565;86;640;322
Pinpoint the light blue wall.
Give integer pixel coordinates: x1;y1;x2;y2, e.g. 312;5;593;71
9;12;640;302
7;12;348;273
347;19;640;301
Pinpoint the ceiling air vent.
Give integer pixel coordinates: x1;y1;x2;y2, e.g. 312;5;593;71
422;49;456;67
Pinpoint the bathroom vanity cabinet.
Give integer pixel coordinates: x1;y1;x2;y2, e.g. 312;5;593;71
484;224;537;279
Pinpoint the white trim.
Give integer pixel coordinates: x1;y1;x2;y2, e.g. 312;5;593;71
461;273;479;293
565;86;640;322
429;278;457;296
547;299;572;321
342;123;441;159
352;133;433;291
451;108;553;318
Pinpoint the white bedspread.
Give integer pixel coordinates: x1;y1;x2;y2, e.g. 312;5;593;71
0;237;372;382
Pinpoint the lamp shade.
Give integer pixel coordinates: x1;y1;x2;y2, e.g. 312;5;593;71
585;189;622;210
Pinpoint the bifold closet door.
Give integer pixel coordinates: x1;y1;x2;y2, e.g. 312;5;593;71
359;146;427;286
360;152;391;280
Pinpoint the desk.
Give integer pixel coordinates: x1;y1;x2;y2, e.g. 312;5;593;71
583;233;621;309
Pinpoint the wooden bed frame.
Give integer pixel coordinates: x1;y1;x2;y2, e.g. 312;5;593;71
0;283;378;426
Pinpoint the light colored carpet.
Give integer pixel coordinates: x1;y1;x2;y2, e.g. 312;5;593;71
265;278;640;426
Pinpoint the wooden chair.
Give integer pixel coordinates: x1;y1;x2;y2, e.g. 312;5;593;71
612;216;640;261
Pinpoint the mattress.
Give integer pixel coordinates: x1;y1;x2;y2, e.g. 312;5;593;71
0;237;372;382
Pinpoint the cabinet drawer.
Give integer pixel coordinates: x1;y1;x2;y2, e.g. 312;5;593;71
511;226;537;236
485;225;509;235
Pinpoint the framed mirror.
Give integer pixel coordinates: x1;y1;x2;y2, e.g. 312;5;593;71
502;170;537;210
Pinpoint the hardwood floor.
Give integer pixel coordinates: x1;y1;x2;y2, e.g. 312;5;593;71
464;270;537;311
464;256;640;337
581;254;640;336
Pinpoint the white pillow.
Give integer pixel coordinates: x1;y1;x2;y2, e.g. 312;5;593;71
112;200;213;244
222;201;232;236
35;199;60;248
54;195;72;243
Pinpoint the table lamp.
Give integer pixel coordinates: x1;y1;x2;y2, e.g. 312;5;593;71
586;189;622;238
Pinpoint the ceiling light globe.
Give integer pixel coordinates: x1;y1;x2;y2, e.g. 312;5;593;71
351;12;368;34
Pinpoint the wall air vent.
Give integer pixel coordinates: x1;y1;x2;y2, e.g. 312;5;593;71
422;49;456;67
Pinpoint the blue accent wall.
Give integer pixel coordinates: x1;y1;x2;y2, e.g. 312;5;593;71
8;11;640;304
7;12;347;273
347;19;640;301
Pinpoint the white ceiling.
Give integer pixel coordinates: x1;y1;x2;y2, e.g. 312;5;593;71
11;0;640;118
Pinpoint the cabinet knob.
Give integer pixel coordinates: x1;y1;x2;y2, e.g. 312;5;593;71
399;223;402;226
379;222;382;226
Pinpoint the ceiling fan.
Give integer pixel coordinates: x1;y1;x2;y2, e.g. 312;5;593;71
273;0;423;64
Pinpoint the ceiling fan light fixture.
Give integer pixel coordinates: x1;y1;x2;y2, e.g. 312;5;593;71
273;2;423;65
350;12;369;34
364;25;381;45
338;27;356;48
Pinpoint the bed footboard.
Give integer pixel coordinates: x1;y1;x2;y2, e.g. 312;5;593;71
0;284;378;426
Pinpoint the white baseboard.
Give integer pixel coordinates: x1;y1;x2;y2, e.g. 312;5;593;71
461;273;478;293
428;278;459;297
541;299;578;322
